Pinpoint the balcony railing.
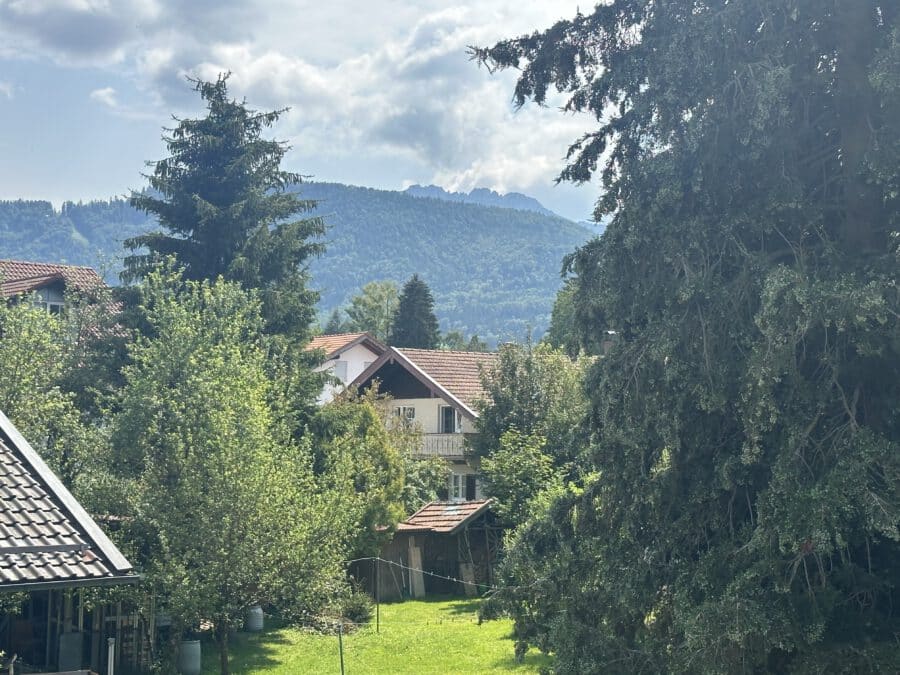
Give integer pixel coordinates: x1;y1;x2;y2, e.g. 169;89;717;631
419;433;467;458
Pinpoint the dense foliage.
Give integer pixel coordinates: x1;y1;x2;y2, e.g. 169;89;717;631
472;342;590;526
344;280;399;343
389;274;440;349
109;271;351;675
125;75;325;338
477;1;900;672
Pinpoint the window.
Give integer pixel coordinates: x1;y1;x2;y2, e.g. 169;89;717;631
393;406;415;428
439;406;461;434
333;360;348;382
449;473;465;501
449;473;478;501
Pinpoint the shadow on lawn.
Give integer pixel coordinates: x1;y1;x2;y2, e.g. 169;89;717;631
201;627;291;674
412;594;482;616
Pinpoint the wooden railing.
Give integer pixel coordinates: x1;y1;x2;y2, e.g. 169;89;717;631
419;434;467;458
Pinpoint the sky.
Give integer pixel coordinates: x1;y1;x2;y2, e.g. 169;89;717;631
0;0;599;222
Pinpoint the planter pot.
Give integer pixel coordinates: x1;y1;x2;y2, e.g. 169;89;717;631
177;639;201;675
244;604;264;632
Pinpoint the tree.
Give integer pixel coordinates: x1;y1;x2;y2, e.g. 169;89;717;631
111;270;349;675
440;330;488;352
0;299;103;492
345;280;399;342
125;74;325;338
389;274;439;348
543;279;580;358
477;2;900;672
471;341;590;481
322;308;350;334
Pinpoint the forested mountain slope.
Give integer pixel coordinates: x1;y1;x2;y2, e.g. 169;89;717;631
0;182;591;342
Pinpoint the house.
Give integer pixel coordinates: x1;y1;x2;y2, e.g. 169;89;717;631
353;499;499;601
306;332;386;404
351;347;499;500
0;260;105;314
0;410;140;674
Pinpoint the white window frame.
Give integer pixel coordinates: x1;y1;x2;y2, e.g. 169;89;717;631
449;473;465;502
393;405;416;429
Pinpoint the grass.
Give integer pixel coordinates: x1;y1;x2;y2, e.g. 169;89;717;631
200;596;552;674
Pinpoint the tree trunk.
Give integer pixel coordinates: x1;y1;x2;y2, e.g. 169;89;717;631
216;621;230;675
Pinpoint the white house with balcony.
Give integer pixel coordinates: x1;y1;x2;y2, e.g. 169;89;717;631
307;332;386;404
351;347;499;501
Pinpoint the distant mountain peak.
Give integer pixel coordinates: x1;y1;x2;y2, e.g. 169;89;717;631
403;184;557;218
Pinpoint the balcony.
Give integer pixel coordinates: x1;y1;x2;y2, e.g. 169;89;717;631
419;433;467;458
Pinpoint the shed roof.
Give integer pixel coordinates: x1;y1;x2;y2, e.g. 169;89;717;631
0;412;137;591
0;260;105;298
396;499;492;535
306;332;386;360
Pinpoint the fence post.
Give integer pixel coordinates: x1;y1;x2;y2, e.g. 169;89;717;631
374;558;380;634
107;637;116;675
338;622;345;675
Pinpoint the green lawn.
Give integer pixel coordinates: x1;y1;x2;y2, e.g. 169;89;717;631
201;596;551;674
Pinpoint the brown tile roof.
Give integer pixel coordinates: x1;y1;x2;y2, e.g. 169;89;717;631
397;349;499;410
0;260;105;298
396;500;492;534
306;332;385;360
0;412;136;589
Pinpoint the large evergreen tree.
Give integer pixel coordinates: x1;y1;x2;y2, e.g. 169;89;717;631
477;2;900;672
389;274;440;348
125;74;324;338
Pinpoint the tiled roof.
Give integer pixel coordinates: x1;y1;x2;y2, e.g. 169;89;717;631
397;349;499;409
306;332;385;360
396;500;492;535
0;412;135;589
0;260;105;298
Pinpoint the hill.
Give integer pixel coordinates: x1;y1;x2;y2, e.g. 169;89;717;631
402;184;556;217
0;183;591;343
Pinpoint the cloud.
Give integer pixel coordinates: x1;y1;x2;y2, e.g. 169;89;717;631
0;0;159;64
0;0;595;214
89;86;118;108
0;81;12;99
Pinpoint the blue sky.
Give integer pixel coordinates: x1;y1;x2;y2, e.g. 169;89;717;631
0;1;599;222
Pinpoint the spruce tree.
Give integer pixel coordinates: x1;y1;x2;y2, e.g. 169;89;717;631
389;274;439;348
125;74;324;338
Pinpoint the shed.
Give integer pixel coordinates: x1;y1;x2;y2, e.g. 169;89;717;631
360;500;500;601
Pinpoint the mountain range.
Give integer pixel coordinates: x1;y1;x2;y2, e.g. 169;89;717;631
0;182;594;344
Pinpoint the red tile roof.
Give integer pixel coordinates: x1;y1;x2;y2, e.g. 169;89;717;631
396;499;492;535
0;260;105;298
397;349;499;409
306;332;385;359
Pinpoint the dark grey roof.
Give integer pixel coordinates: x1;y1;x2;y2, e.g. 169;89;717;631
0;411;137;591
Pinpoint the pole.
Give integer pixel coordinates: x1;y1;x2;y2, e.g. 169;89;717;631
337;622;345;675
107;637;115;675
374;558;380;634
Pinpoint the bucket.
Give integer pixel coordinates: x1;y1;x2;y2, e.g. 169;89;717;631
244;604;264;632
177;639;201;675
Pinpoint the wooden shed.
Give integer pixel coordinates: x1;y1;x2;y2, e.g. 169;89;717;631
357;500;500;601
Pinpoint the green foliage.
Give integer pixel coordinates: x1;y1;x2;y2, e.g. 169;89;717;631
125;74;324;338
312;396;405;556
543;279;579;358
110;269;349;674
345;280;398;342
477;1;900;672
389;274;439;349
480;430;558;527
440;330;488;352
472;341;590;480
0;299;104;491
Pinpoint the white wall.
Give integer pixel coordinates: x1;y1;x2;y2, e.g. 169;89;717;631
316;342;381;404
389;397;477;434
